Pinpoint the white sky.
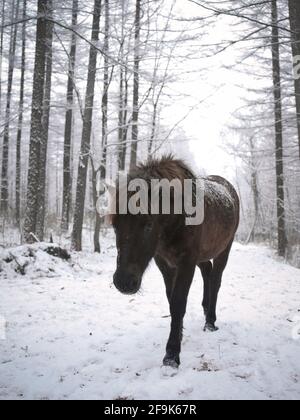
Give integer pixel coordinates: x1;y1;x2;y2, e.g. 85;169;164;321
163;0;246;178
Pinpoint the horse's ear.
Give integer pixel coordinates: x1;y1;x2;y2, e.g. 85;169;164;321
106;183;116;197
105;213;115;226
100;181;116;227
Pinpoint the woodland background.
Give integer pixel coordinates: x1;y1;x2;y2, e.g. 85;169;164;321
0;0;300;266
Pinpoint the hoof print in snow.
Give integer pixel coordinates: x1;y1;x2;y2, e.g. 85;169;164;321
204;323;219;332
193;361;219;373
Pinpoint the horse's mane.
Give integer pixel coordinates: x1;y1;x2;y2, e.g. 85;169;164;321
129;155;195;184
108;156;195;224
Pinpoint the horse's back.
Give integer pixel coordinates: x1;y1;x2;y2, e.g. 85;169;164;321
195;176;240;262
205;175;240;221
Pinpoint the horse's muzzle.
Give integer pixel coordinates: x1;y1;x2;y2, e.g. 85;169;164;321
113;270;141;295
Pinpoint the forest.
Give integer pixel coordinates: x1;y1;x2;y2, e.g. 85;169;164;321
0;0;300;401
0;0;299;266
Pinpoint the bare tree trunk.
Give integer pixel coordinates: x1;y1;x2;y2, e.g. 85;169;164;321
61;0;78;232
101;0;109;179
90;158;101;253
271;0;287;257
288;0;300;159
71;0;102;252
247;137;259;243
250;167;259;242
118;21;131;173
148;54;173;155
117;0;127;171
0;0;6;120
1;0;19;215
118;63;125;169
149;102;158;155
129;0;141;169
119;68;129;171
24;0;50;243
15;0;27;227
35;0;53;241
91;0;110;253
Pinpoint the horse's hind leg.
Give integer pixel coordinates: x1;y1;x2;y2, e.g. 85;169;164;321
199;261;213;317
204;242;233;332
155;256;176;304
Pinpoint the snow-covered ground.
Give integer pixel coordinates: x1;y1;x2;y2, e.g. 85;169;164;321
0;237;300;400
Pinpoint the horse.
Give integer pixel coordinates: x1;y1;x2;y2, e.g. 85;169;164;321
111;156;240;368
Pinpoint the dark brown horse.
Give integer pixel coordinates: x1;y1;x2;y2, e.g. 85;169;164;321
111;156;240;368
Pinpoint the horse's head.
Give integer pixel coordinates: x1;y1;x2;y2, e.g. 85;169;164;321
110;156;191;295
112;214;160;295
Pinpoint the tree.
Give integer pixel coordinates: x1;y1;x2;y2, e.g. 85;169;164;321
117;0;127;171
1;0;20;215
101;0;109;179
90;0;110;254
23;0;52;243
15;0;27;226
61;0;79;233
117;1;131;172
129;0;141;169
288;0;300;158
35;0;54;241
0;0;6;120
90;157;101;253
271;0;287;257
148;0;176;155
71;0;102;251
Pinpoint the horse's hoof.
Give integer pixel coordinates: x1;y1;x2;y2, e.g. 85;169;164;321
161;365;179;377
163;355;180;369
204;322;219;332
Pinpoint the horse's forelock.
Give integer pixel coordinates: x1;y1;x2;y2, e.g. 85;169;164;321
113;156;195;217
134;155;194;183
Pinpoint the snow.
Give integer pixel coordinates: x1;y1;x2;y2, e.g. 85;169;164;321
0;236;300;400
204;178;235;209
0;243;71;280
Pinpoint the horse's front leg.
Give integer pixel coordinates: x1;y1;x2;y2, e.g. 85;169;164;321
163;261;195;369
155;256;177;304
